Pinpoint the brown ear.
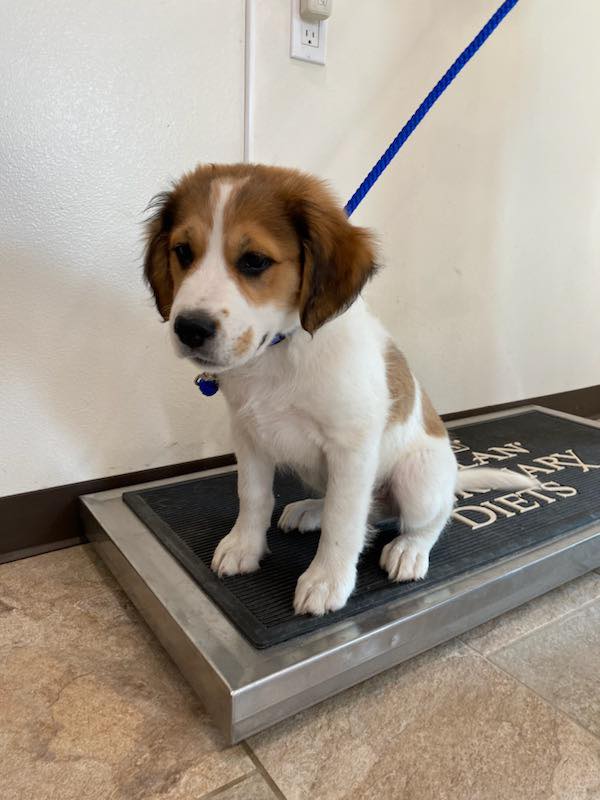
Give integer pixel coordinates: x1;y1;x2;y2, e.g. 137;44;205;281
143;192;175;320
288;184;377;334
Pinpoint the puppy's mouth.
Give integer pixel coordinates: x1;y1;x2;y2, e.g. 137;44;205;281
186;331;279;372
192;355;223;369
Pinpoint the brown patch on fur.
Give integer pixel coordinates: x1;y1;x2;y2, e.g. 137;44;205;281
245;260;301;309
221;308;230;317
223;219;301;309
144;163;377;330
144;169;217;320
298;220;376;334
143;196;175;320
385;343;415;424
224;168;377;329
422;390;447;438
168;216;211;298
234;326;254;356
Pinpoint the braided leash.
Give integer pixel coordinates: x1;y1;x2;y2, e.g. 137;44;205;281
345;0;519;218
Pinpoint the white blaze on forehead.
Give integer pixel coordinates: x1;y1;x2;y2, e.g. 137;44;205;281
171;180;239;314
205;180;234;264
198;179;235;295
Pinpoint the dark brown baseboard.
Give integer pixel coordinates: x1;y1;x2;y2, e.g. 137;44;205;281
442;384;600;422
1;384;599;564
0;454;236;565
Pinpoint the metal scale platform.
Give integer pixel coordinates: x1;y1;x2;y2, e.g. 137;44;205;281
81;407;600;743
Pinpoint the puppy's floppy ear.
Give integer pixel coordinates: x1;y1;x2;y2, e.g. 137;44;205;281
288;178;377;334
143;191;175;320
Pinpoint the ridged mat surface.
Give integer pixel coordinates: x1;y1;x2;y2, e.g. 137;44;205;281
123;411;600;648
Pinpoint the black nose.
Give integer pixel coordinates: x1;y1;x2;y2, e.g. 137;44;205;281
174;312;217;349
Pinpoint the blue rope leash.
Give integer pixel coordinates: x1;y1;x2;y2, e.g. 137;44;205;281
344;0;519;218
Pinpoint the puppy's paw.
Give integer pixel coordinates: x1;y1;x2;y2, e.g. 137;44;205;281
211;530;266;577
293;563;355;616
380;535;430;582
279;499;323;533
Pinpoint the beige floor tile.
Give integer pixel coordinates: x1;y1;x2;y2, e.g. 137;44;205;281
491;599;600;739
461;571;600;656
0;545;158;658
0;546;254;800
250;640;600;800
204;772;281;799
0;545;120;649
0;543;114;599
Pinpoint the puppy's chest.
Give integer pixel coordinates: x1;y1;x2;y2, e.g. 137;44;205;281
226;379;325;466
246;401;324;465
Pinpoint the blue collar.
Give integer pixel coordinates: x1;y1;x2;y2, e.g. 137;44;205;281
195;331;287;397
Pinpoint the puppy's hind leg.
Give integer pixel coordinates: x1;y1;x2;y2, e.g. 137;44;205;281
278;461;327;533
380;444;456;582
279;498;324;532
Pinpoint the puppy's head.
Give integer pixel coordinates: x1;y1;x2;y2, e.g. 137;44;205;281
144;164;376;372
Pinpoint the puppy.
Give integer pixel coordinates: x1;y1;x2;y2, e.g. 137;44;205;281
144;163;533;616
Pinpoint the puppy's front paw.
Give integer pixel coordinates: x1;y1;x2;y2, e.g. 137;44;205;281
211;529;266;577
293;563;355;616
278;498;323;532
380;535;430;582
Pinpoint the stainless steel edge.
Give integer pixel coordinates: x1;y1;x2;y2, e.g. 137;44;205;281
81;408;600;743
231;523;600;740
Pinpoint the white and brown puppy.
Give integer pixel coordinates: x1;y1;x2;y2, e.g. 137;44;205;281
144;163;533;616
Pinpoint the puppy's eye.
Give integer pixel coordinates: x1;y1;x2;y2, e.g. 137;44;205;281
173;243;194;269
236;251;274;276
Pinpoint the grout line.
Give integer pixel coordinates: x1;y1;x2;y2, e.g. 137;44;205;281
197;770;258;800
462;639;600;744
462;590;600;658
242;740;288;800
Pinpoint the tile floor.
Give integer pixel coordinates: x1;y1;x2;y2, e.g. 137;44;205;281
2;545;600;799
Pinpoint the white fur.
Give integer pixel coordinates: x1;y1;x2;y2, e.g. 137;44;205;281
173;181;534;616
456;467;539;492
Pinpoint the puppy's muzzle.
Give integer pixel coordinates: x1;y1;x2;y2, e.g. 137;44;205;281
174;311;217;350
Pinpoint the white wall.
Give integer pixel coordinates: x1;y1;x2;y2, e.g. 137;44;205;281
1;0;244;495
3;0;600;497
251;0;600;413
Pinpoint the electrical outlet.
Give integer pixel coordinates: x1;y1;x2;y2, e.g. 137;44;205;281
290;0;328;65
301;20;319;48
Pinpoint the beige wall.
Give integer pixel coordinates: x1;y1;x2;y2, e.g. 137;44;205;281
252;0;600;412
1;0;243;494
2;0;599;496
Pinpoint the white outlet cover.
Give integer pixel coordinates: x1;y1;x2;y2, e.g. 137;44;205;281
290;0;328;65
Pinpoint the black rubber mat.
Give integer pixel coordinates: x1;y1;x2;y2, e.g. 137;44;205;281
124;410;600;648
